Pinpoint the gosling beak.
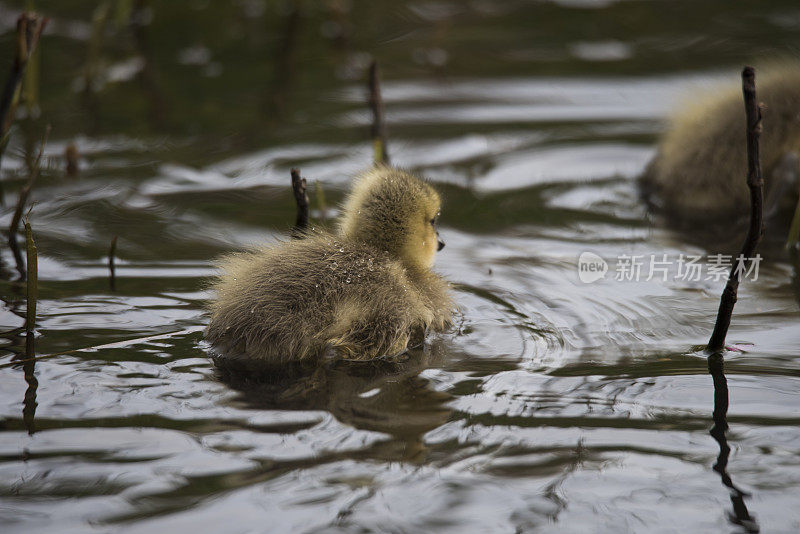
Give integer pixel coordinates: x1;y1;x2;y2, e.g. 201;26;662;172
437;238;445;251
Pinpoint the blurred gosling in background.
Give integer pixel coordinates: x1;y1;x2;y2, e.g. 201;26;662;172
641;63;800;245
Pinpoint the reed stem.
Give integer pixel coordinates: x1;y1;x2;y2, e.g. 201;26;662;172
8;124;49;279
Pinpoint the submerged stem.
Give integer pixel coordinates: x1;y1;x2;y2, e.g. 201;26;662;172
23;215;37;358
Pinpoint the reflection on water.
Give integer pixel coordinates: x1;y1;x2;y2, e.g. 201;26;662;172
20;358;37;435
218;344;453;462
0;0;799;532
708;353;759;533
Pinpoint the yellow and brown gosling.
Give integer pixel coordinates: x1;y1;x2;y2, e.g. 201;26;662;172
206;166;453;365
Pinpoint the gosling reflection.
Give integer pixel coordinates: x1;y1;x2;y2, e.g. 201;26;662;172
216;342;452;463
707;353;759;533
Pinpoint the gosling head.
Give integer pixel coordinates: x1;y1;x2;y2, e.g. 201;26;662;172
339;166;444;270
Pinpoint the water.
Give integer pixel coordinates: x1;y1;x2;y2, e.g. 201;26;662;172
1;1;800;532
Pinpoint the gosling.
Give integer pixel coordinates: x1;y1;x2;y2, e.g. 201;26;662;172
206;166;453;365
641;64;800;230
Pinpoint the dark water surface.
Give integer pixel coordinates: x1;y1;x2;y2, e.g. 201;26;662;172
1;1;799;532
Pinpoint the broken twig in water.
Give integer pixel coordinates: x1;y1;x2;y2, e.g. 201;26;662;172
23;213;37;358
368;60;389;165
109;235;118;291
291;168;309;238
707;67;765;353
9;124;49;279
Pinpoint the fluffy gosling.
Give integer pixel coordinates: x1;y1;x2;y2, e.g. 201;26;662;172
206;166;452;365
641;64;800;234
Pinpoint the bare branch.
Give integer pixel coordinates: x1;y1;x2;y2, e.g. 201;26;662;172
707;67;765;352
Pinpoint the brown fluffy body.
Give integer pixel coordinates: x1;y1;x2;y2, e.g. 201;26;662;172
641;64;800;223
206;166;452;364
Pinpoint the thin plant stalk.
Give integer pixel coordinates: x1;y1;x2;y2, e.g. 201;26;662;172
368;60;389;165
707;67;765;352
0;13;47;167
24;215;37;358
291;168;309;237
8;124;49;279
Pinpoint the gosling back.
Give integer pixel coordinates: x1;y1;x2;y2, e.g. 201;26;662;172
641;63;800;223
